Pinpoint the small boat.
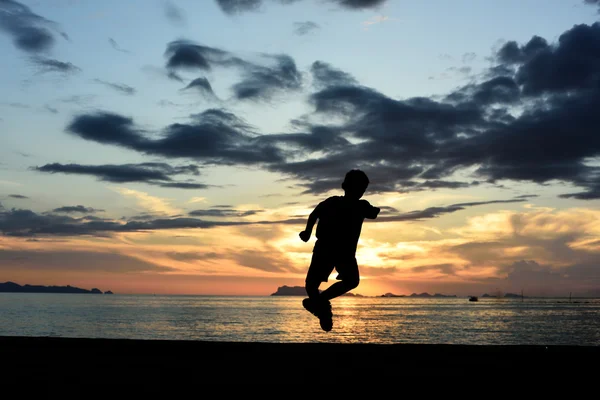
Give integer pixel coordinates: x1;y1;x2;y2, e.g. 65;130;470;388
468;296;478;302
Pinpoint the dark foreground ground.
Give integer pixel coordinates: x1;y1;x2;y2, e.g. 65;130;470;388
2;336;599;386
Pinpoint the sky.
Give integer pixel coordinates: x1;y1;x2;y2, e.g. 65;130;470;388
1;0;600;297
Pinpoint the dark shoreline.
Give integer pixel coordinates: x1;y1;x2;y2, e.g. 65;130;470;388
2;336;599;383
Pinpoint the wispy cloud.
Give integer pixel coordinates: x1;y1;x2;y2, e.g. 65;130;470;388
93;79;136;95
108;37;130;53
361;15;396;30
293;21;319;36
31;56;81;74
52;205;104;214
164;0;186;25
112;187;182;216
34;162;208;190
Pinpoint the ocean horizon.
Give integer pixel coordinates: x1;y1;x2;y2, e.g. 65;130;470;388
2;293;599;346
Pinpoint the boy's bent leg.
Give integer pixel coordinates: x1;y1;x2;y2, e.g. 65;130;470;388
320;256;360;301
302;249;335;331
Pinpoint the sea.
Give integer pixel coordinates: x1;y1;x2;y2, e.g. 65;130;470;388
1;293;599;346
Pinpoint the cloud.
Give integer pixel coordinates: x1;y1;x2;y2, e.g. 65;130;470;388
8;194;29;199
66;109;286;165
113;188;182;216
164;0;186;25
108;37;130;53
0;0;67;54
361;15;394;30
52;205;104;214
164;40;303;101
378;198;527;222
215;0;262;14
44;105;58;114
0;249;175;273
462;52;476;63
31;56;81;74
0;193;532;238
61;23;600;200
293;21;319;36
310;61;357;88
189;206;263;218
93;79;136;95
273;22;600;198
34;162;208;189
584;0;600;12
182;77;216;98
0;205;292;237
215;0;388;15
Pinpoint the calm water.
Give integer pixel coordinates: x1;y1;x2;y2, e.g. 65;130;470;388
1;293;599;345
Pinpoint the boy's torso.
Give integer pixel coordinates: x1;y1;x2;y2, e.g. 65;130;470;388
315;196;369;254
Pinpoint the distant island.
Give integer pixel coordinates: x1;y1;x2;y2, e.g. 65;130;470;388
381;292;457;298
270;286;457;298
270;286;532;299
270;285;364;297
0;282;113;294
482;293;526;298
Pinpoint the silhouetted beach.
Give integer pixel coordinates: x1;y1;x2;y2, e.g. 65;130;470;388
2;336;598;385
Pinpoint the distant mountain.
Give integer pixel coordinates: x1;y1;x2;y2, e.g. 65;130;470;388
270;285;363;297
481;293;527;298
0;281;111;294
410;292;457;298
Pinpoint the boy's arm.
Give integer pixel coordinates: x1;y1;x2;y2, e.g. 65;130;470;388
299;206;320;242
363;200;380;219
304;210;318;232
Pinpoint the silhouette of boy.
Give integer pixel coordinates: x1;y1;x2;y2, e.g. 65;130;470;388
299;169;380;331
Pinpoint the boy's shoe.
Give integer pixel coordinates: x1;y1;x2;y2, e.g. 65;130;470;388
302;298;333;332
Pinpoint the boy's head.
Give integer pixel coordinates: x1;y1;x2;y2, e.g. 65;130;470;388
342;169;370;199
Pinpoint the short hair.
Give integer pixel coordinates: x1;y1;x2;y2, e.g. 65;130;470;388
343;169;369;190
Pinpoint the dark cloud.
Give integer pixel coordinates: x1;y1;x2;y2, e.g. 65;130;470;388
310;61;357;88
378;199;527;222
93;79;136;95
215;0;262;14
584;0;600;12
62;23;600;200
232;54;302;100
31;56;81;74
445;76;520;106
164;1;186;25
215;0;388;15
165;40;226;71
34;162;207;189
333;0;388;9
182;77;215;97
0;206;299;237
8;194;29;199
164;40;302;101
294;21;319;36
189;208;262;217
108;38;130;53
275;23;600;198
0;0;67;54
496;36;548;65
66;109;286;165
52;206;103;214
0;196;527;237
